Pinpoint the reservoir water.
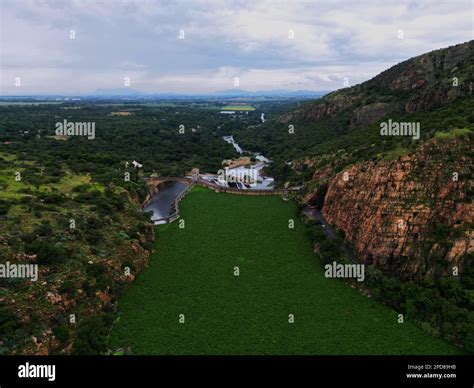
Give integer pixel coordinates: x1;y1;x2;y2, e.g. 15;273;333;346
143;181;187;223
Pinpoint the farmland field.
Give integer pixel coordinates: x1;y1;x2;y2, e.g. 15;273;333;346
109;187;462;355
220;105;255;111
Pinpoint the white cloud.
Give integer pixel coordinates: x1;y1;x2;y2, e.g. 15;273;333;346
0;0;472;94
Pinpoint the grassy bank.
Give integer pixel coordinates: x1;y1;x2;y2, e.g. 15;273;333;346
109;187;462;355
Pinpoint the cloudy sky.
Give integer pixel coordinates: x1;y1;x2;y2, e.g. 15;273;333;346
0;0;473;95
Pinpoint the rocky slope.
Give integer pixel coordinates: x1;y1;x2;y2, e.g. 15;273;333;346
0;155;156;355
318;138;473;276
281;41;473;128
286;41;474;277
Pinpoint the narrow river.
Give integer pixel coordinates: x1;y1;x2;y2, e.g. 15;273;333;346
220;135;274;189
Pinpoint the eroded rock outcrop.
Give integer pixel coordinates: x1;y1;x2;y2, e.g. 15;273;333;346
319;138;473;276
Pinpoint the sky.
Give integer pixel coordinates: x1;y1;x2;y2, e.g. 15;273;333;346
0;0;473;95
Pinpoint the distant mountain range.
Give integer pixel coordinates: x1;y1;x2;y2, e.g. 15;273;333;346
0;88;329;100
88;88;329;99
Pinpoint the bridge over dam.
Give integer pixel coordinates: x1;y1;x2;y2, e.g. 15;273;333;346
142;175;301;224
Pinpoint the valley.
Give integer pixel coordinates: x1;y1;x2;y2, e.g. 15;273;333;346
1;1;474;384
109;187;462;355
0;41;472;356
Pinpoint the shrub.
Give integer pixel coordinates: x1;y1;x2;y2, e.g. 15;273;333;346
86;263;107;278
58;280;76;297
0;307;18;339
52;325;70;343
29;240;66;265
74;316;108;355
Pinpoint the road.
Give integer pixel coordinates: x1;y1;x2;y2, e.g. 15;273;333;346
302;206;359;264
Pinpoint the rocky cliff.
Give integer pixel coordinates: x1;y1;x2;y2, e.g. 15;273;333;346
318;138;473;277
275;41;474;278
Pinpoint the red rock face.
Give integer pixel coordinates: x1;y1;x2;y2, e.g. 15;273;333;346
320;139;473;276
279;100;345;123
351;102;398;127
